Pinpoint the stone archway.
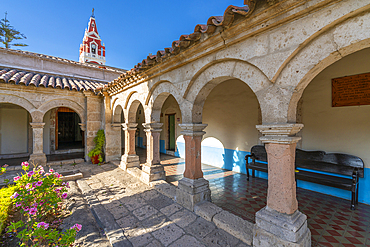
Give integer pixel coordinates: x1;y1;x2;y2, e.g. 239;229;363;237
185;59;269;123
38;99;86;124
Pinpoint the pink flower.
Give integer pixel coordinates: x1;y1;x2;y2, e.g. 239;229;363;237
61;193;68;199
54;188;61;193
13;176;20;182
37;222;49;230
44;173;51;176
2;164;8;168
55;172;62;178
38;166;44;173
70;224;82;232
27;171;34;177
10;192;19;199
23;206;29;211
35;181;43;186
39;200;44;206
25;183;32;190
15;202;21;207
21;162;29;167
29;207;37;215
49;169;54;173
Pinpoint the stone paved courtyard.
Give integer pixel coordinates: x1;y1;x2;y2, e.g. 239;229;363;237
0;161;251;247
2;151;370;246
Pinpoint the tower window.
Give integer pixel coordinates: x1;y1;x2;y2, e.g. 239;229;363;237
91;44;96;54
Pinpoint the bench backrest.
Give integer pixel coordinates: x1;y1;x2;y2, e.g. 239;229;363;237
250;145;268;162
250;145;364;178
295;149;364;177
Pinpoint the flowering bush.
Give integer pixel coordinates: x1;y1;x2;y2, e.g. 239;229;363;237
7;162;82;246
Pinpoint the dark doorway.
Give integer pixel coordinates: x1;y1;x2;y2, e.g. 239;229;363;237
167;114;175;151
56;108;83;150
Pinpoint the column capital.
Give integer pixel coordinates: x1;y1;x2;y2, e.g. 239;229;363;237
256;123;303;144
79;123;86;131
143;122;163;132
179;123;207;136
30;122;45;129
122;123;138;131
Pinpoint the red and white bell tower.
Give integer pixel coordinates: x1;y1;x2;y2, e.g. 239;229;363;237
79;9;106;65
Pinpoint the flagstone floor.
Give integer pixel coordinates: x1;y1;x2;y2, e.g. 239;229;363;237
157;151;370;247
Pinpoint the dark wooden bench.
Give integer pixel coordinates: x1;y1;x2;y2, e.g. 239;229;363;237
245;145;364;210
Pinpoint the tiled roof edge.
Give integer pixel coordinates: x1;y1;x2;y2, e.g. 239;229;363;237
0;67;106;95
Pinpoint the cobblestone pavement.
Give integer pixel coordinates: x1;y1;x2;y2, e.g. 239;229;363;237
53;162;251;247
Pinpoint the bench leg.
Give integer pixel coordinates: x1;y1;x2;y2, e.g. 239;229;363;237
247;168;250;181
252;169;255;178
356;184;359;206
351;186;356;210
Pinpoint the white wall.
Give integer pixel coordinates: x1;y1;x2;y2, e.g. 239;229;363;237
301;48;370;168
0;107;28;154
202;79;260;152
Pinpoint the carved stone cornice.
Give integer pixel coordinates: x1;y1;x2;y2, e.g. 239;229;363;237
179;123;208;136
256;124;303;144
143;123;163;132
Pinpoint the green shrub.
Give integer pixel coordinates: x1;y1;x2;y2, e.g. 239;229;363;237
88;129;105;164
0;185;16;233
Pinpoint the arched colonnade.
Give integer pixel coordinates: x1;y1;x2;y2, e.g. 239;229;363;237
107;13;370;246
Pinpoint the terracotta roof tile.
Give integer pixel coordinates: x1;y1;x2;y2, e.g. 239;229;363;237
101;1;256;92
0;67;106;94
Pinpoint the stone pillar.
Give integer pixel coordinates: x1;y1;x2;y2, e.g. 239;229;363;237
84;92;102;161
176;123;211;211
253;124;311;247
29;122;47;166
79;123;86;159
120;123;139;170
141;123;165;183
106;123;122;162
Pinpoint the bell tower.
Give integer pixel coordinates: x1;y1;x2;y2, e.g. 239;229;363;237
79;9;106;65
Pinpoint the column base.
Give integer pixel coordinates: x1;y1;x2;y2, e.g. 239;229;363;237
175;177;211;211
253;207;311;247
141;163;165;184
105;154;121;163
29;153;47;166
120;154;140;170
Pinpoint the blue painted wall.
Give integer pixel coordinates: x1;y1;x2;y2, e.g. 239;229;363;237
160;140;166;154
200;144;370;205
136;137;145;148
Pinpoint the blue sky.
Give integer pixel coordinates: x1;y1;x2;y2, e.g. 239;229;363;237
0;0;241;70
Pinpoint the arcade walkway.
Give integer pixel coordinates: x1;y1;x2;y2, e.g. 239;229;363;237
151;150;370;246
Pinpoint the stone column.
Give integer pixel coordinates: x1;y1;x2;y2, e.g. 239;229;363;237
105;123;122;162
84;91;102;161
29;122;47;166
120;123;139;170
141;123;165;184
176;123;211;211
79;123;86;159
253;124;311;247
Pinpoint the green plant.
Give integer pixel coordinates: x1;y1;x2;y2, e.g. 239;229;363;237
7;162;81;246
0;12;28;49
88;129;105;164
